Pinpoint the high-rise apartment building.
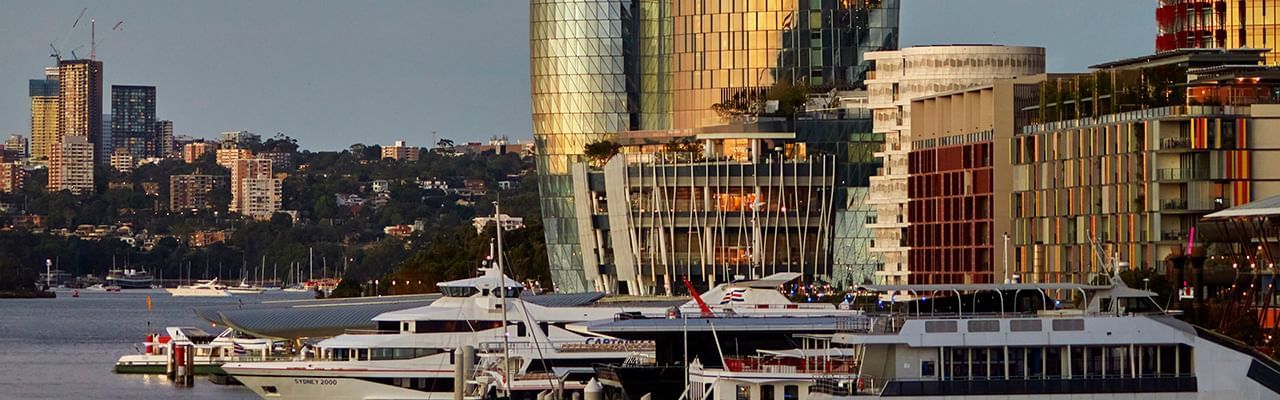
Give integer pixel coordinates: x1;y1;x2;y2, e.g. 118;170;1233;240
0;162;24;194
381;140;420;161
48;135;94;194
101;114;112;162
1010;49;1280;283
1156;0;1280;64
531;0;900;292
183;142;216;164
241;177;283;221
58;59;104;165
231;158;273;215
29;68;59;164
5;134;28;160
111;85;158;159
217;148;252;170
906;75;1046;285
220;131;260;147
170;174;229;212
109;148;135;174
865;45;1045;287
157;120;174;158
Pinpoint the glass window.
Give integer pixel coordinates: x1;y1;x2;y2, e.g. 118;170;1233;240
920;360;935;377
760;385;774;400
736;385;751;400
783;385;798;400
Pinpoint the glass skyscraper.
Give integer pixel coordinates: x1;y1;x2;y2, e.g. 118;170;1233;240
111;85;158;160
530;0;899;292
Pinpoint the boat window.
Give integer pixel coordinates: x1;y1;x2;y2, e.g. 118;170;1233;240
1086;347;1104;378
441;286;479;297
330;348;350;361
1159;345;1176;376
1106;346;1126;377
735;384;750;400
1069;346;1085;378
491;287;523;298
782;385;798;400
972;348;989;378
261;386;278;394
1117;297;1162;314
415;320;504;333
988;347;1005;379
1139;345;1158;377
947;348;969;379
357;349;369;361
370;348;440;360
921;360;936;377
760;384;774;400
1044;347;1061;378
1177;344;1192;375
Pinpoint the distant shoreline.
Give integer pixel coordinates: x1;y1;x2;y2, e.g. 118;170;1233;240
0;290;56;299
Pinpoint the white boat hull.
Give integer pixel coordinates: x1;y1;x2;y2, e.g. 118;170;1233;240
166;287;231;297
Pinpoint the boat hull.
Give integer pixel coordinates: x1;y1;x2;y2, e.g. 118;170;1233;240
166;287;231;297
231;372;456;400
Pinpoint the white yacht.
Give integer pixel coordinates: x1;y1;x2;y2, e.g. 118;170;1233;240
222;267;839;399
228;279;267;295
166;278;231;297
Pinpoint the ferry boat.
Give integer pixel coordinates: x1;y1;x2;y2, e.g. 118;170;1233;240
114;326;275;374
105;268;154;289
630;267;1280;399
166;279;231;297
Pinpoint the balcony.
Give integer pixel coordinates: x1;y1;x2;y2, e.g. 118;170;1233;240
1161;231;1186;242
1156;168;1207;182
1159;137;1192;151
1160;199;1187;211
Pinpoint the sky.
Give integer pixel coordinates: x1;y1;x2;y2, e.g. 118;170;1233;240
0;1;1154;151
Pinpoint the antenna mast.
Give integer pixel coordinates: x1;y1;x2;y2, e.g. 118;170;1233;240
90;18;95;60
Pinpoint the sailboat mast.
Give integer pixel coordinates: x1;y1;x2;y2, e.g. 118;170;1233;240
494;201;511;396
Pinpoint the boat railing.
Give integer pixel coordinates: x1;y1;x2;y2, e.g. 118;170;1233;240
809;374;880;396
341;329;400;335
476;340;656;353
721;356;858;375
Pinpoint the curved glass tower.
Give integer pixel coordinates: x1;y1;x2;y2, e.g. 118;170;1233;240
531;0;639;292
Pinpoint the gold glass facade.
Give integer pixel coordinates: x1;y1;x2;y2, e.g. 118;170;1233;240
30;95;59;164
671;0;898;129
1157;0;1280;65
531;0;897;292
57;60;104;164
531;0;642;292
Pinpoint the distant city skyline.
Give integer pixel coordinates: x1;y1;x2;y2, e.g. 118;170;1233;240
0;1;1153;151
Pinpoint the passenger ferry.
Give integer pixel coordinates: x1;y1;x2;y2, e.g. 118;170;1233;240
105;268;154;289
672;270;1280;399
114;326;274;374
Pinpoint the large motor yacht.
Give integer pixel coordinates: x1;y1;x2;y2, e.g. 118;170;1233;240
222;268;842;399
166;278;231;297
221;265;668;399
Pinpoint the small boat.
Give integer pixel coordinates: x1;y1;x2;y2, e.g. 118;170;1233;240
85;284;107;291
105;269;155;289
165;278;231;297
114;327;276;374
227;280;265;295
72;290;79;298
105;285;123;292
281;285;309;293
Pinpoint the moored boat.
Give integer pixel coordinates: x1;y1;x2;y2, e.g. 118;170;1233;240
166;279;231;297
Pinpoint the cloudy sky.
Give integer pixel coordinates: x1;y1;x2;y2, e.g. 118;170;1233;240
0;1;1153;150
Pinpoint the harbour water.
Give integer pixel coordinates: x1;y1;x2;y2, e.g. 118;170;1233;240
0;289;312;399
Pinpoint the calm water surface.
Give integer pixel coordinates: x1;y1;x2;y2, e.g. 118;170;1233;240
0;289;313;399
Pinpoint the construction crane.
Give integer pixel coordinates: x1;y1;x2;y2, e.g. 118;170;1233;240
91;20;125;60
49;7;87;64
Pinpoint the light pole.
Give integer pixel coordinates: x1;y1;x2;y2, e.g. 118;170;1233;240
1003;232;1010;284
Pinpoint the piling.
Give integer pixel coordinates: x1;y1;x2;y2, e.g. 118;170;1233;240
584;378;602;400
